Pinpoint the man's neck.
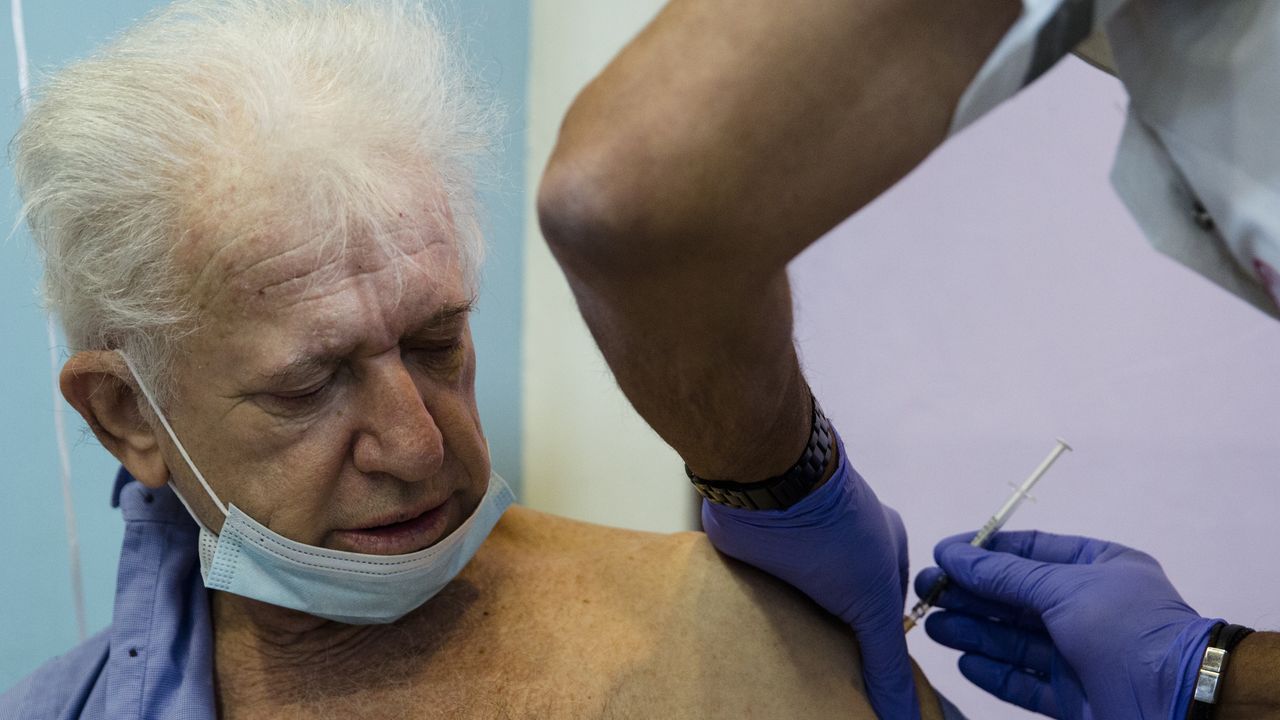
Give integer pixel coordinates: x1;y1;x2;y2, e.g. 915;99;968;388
209;591;460;717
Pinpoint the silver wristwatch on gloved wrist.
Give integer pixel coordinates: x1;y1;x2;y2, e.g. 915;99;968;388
686;392;833;511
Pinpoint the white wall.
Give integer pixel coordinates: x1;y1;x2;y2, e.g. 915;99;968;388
522;1;694;533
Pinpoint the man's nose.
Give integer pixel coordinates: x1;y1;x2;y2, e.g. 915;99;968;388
350;353;444;483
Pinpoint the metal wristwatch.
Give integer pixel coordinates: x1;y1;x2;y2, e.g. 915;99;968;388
686;393;833;510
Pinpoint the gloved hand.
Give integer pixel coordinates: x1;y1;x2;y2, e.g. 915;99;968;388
701;434;919;720
918;530;1221;720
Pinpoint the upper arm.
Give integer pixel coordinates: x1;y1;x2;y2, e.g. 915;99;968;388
539;0;1021;273
535;0;1021;482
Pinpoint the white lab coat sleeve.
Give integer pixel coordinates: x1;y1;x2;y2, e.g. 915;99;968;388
1107;0;1280;319
949;0;1130;136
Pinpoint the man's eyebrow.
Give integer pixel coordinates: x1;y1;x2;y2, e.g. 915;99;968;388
411;299;476;333
254;300;476;386
256;354;340;386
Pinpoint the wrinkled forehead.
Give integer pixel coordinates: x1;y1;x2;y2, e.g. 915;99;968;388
175;213;473;385
182;188;468;321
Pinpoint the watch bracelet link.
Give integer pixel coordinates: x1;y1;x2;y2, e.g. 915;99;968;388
1188;622;1255;720
686;391;833;511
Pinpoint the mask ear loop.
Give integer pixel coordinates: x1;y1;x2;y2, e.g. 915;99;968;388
119;352;228;517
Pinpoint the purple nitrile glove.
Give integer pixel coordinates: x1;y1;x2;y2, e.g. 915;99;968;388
919;530;1220;720
701;434;920;720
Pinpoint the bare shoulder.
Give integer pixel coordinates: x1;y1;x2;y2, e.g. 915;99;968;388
493;505;846;627
482;506;879;718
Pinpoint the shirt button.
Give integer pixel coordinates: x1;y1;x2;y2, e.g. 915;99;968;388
1192;200;1216;231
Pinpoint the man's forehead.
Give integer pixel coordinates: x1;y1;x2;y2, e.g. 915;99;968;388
249;297;475;386
187;228;474;387
186;212;463;311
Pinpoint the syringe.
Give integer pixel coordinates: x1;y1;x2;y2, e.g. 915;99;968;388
903;438;1071;633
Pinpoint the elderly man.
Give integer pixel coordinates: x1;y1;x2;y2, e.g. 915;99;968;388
0;1;953;719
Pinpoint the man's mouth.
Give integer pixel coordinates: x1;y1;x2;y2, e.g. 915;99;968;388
329;498;453;555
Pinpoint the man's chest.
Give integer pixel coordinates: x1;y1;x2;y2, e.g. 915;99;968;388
216;591;707;720
220;657;710;720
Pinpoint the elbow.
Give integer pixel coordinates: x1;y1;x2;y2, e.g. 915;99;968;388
537;135;684;283
536;148;617;278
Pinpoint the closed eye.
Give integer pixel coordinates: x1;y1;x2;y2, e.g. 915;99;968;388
406;341;461;360
268;376;336;407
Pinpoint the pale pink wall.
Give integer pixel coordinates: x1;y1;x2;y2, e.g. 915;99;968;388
791;58;1280;719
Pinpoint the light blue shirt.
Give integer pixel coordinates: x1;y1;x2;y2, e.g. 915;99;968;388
0;469;215;719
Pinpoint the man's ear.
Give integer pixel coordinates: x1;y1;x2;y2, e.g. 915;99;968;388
60;351;170;489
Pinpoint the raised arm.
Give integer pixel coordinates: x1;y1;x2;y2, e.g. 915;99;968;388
538;2;1020;717
537;0;1019;480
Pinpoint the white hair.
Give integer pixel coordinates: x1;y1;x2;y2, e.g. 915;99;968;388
13;0;497;403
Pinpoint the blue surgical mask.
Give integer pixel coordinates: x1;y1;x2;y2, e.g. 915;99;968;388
121;353;514;624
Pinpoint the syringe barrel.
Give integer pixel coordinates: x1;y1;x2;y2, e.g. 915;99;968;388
970;514;1002;548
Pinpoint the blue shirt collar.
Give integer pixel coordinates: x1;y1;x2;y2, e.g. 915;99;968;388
110;467;197;527
110;466;132;508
